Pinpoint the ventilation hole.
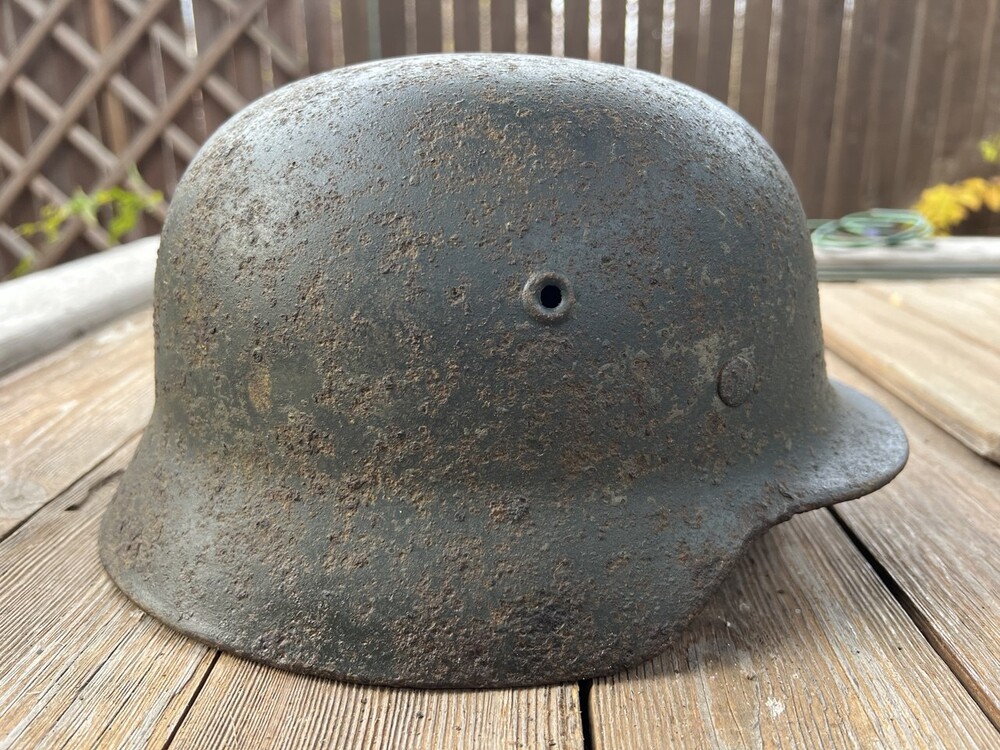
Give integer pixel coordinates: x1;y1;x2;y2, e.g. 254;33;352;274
539;284;563;309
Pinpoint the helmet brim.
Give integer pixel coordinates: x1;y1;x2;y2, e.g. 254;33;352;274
100;379;906;688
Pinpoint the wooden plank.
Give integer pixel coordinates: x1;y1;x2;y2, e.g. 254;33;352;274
562;0;587;59
380;0;408;56
141;0;184;196
829;353;1000;727
210;0;305;82
303;0;336;71
813;236;1000;280
889;0;950;205
0;439;215;748
115;2;163;238
635;0;662;73
0;121;113;249
21;7;93;259
40;0;271;270
0;309;153;537
739;0;771;132
975;1;1000;170
340;0;370;63
929;0;991;184
192;0;235;134
453;0;479;52
264;0;308;88
671;0;698;85
861;0;917;207
704;0;734;103
600;0;625;63
0;0;173;221
169;653;584;749
0;235;156;374
791;0;844;217
859;279;1000;355
416;0;443;53
823;0;880;217
526;0;551;54
770;0;808;171
89;0;130;156
228;11;265;102
820;282;1000;462
589;509;1000;749
0;1;39;277
0;0;75;99
13;0;201;165
737;0;772;131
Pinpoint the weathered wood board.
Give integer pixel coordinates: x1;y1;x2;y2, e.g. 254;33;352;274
589;509;999;749
821;280;1000;462
830;352;1000;728
0;308;153;537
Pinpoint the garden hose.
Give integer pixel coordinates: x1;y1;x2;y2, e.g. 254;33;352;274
810;209;933;250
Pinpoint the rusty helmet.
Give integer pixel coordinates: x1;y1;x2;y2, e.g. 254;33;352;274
101;54;907;688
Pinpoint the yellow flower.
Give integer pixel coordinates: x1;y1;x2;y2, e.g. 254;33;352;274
914;184;968;234
982;179;1000;212
956;178;986;211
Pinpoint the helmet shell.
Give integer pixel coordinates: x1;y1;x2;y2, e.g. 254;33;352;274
101;54;907;687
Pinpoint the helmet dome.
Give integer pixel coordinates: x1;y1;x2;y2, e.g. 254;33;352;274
101;54;907;688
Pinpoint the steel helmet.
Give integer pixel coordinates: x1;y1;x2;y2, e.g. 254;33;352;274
101;54;907;688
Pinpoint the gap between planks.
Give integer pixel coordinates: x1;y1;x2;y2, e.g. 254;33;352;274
0;453;584;750
820;281;1000;463
0;308;154;538
828;352;1000;730
3;297;998;747
588;507;999;749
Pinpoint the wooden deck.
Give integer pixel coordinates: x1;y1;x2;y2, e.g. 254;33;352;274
1;272;999;748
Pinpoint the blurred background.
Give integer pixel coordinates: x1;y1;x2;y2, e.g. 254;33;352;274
1;0;998;277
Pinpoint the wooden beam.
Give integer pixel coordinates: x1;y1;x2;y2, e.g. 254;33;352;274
0;0;174;220
0;0;75;99
112;0;246;115
41;0;271;269
14;0;200;162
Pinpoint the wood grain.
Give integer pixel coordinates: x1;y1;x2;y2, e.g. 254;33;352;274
589;510;999;749
791;0;844;218
736;0;772;132
823;0;879;217
562;0;587;59
858;279;1000;355
671;0;699;85
0;438;215;749
0;330;584;749
0;308;153;537
169;655;583;749
771;0;807;170
820;282;1000;461
635;0;662;73
829;353;1000;728
704;0;734;103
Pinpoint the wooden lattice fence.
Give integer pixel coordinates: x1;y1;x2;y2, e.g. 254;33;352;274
1;0;999;275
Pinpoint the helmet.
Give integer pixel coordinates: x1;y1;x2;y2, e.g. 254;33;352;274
100;54;907;688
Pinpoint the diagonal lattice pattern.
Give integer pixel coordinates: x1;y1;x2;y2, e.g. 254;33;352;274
1;0;999;275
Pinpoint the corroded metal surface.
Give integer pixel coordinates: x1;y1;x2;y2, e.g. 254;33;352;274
100;54;908;688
